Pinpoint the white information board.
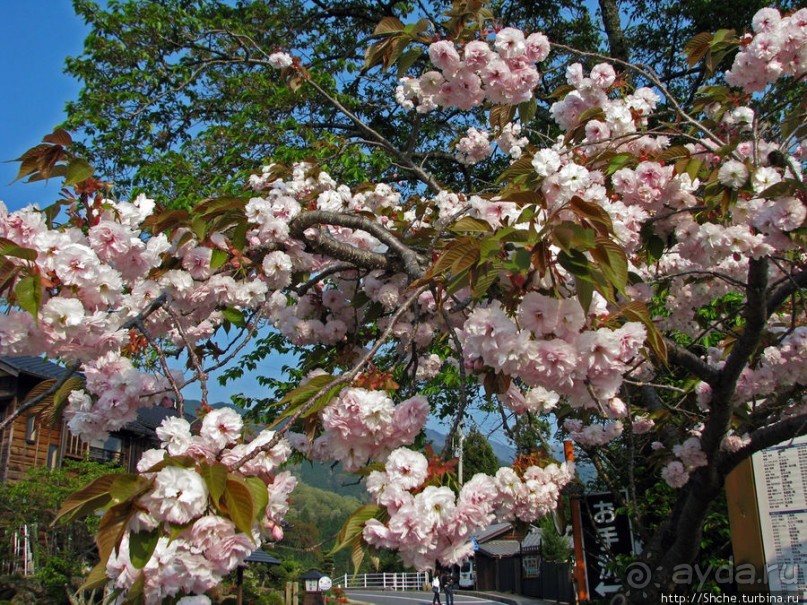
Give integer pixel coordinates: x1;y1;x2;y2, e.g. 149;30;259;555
752;434;807;602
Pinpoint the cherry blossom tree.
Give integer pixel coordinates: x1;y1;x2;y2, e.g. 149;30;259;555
0;2;805;603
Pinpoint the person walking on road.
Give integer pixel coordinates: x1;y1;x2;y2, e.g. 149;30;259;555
431;574;441;605
441;571;455;605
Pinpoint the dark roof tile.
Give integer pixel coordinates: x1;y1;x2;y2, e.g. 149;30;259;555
0;356;71;380
245;549;281;565
478;540;521;558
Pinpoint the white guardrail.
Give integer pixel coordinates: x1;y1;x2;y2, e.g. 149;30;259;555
337;572;430;590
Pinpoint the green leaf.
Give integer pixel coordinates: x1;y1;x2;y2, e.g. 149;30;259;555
385;37;411;71
757;180;797;200
109;474;151;505
225;477;256;535
451;246;480;275
432;237;480;275
12;156;43;183
210;248;229;270
641;224;666;262
404;18;430;37
14;274;41;321
24;164;68;184
96;501;134;564
199;462;228;505
64;158;94;186
499;189;543;207
451;216;492;233
79;561;109;592
576;276;594;314
557;249;590;278
396;47;422;78
684;31;713;67
686;158;703;181
655;146;691;165
42;128;73;147
331;504;383;555
553;222;596;252
0;238;38;261
231;221;249;252
577;106;605;124
44;376;85;426
351;539;366;574
569;197;613;234
194;195;248;217
480;237;502;261
497;227;535;244
222;306;246;327
510;248;532;272
122;575;145;604
518;98;537;126
272;373;343;424
373;16;405;35
548;83;575;99
605;153;635;176
496;154;536;184
711;28;735;46
472;264;500;299
129;528;160;569
591;238;628;294
54;474;116;526
190;216;207;241
622;301;668;364
490;104;516;131
245;476;269;518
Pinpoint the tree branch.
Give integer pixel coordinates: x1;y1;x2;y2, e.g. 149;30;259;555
295;263;358;296
767;267;807;317
289;210;427;278
664;339;718;383
717;412;807;476
598;0;630;62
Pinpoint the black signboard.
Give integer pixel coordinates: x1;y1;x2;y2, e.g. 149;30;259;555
579;491;636;599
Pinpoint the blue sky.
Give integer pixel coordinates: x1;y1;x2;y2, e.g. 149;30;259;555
0;1;278;403
0;2;89;211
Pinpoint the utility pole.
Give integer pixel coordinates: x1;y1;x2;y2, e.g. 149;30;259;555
455;420;465;486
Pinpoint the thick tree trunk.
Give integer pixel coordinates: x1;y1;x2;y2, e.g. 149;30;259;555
624;471;723;603
623;259;771;603
599;0;630;62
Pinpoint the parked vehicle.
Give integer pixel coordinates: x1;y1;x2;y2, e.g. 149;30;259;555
458;559;475;589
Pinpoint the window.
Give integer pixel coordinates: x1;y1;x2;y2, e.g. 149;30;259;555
47;444;59;469
25;415;38;444
88;436;123;463
522;554;540;578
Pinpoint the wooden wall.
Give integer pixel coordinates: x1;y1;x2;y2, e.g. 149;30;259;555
0;368;152;481
0;404;62;482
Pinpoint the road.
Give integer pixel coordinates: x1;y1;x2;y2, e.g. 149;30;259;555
346;590;503;605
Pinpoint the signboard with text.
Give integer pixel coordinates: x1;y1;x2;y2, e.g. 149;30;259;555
751;434;807;602
579;491;636;599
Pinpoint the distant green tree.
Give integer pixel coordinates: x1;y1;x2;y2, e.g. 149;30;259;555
274;481;364;573
0;459;123;603
62;0;797;210
538;515;571;564
511;411;553;457
461;427;499;483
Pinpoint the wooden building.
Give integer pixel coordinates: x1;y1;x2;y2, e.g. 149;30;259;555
473;521;574;603
0;356;184;482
